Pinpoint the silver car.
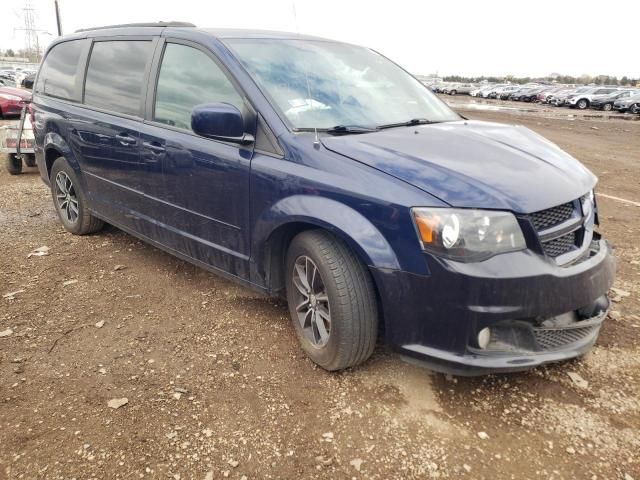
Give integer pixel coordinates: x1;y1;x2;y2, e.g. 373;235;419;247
448;83;476;95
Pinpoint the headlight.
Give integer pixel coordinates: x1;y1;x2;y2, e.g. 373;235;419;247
411;208;526;262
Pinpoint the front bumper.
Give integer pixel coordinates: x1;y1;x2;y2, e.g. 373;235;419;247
370;239;615;375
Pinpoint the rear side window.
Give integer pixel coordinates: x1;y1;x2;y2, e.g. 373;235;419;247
154;43;244;130
84;40;153;116
35;40;85;100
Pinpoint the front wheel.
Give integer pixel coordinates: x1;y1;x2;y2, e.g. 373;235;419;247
602;103;613;112
630;104;640;115
285;230;378;371
50;157;104;235
5;153;22;175
577;99;589;110
450;90;457;96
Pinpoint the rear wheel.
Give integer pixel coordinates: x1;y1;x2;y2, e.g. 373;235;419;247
285;230;378;371
450;90;457;96
5;153;22;175
630;104;640;115
50;157;104;235
602;103;613;112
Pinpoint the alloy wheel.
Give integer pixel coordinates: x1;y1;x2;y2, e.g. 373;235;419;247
54;171;79;224
292;255;331;348
603;103;612;111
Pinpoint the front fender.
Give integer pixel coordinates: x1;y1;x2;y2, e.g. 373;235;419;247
253;195;401;270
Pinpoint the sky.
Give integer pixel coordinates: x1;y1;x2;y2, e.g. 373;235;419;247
1;0;639;78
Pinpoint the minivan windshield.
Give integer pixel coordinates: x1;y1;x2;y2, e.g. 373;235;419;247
225;39;460;130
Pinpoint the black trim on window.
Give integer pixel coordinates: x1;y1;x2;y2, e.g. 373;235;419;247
80;36;159;120
142;37;265;151
34;38;91;103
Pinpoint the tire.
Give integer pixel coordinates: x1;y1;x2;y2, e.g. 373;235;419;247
5;153;22;175
24;154;36;167
602;103;612;112
50;157;104;235
285;230;378;371
630;104;640;115
450;90;457;96
577;99;589;110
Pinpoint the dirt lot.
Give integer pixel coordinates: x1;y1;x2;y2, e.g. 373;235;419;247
1;105;639;480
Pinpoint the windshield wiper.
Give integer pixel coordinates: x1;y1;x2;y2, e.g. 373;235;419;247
325;125;379;135
377;118;437;129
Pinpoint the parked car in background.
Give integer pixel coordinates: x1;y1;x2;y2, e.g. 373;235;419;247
509;87;539;101
565;87;619;109
613;93;640;113
0;86;31;118
487;85;518;99
448;83;475;95
32;23;614;375
543;87;574;104
493;85;519;99
591;90;638;111
470;85;489;97
536;86;565;103
15;70;36;87
518;87;547;102
550;87;591;106
21;73;36;90
482;84;508;98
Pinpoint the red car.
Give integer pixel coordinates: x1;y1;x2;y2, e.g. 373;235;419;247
0;87;31;118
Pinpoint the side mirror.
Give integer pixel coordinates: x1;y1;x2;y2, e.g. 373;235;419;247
191;103;254;145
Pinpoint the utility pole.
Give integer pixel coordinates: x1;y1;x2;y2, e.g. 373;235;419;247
54;0;62;36
13;0;41;62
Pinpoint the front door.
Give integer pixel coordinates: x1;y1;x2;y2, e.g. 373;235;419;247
137;41;254;280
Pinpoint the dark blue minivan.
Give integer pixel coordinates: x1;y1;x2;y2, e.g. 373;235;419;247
32;22;615;374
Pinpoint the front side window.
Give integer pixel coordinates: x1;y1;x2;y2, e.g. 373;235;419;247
154;43;244;130
84;40;153;116
35;40;85;100
225;39;459;130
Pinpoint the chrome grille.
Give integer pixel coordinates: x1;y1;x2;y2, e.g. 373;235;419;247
529;200;582;259
530;202;574;230
542;231;577;257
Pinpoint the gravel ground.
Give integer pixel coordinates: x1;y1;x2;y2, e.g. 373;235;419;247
1;105;639;479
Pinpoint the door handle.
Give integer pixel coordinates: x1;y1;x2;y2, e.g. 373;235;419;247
115;133;136;146
142;141;166;154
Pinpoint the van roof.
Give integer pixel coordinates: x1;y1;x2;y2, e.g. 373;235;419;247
75;22;195;32
74;23;333;42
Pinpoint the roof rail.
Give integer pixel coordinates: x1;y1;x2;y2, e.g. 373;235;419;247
75;22;196;33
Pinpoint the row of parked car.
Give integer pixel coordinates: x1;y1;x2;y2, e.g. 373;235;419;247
0;68;36;89
430;82;640;114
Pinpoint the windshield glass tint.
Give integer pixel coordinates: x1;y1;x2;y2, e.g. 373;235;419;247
225;39;459;129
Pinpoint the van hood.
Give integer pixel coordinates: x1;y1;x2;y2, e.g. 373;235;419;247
321;120;595;213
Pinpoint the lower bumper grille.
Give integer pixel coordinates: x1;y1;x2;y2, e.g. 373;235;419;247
533;323;599;350
481;311;606;354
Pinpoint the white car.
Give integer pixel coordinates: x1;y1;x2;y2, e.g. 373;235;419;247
565;87;620;110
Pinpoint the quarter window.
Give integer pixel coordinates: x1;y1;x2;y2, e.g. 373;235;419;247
84;41;153;116
35;40;85;100
154;43;244;130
